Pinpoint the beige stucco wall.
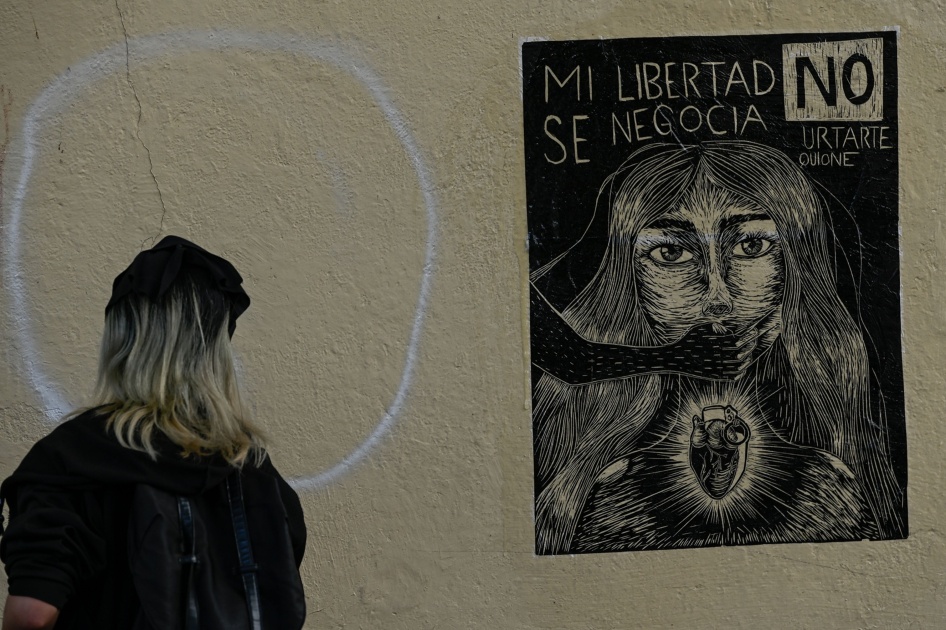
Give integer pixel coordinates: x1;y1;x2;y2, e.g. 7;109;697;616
0;1;943;627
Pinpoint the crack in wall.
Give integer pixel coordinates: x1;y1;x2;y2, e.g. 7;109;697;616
115;0;167;248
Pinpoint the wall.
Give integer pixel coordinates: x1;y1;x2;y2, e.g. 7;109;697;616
0;0;944;627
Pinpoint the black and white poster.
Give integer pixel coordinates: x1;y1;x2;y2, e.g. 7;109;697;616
523;31;906;554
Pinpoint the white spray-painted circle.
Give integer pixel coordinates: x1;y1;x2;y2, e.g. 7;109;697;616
1;30;438;491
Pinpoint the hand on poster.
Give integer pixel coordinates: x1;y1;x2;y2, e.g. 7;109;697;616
665;322;758;380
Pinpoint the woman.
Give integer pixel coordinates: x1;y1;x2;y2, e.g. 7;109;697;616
0;236;306;628
532;141;904;553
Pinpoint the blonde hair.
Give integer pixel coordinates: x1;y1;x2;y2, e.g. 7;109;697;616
85;275;266;467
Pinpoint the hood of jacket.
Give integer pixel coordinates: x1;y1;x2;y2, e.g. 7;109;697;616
1;407;240;502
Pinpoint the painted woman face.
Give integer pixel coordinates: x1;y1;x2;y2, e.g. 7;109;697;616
634;184;784;344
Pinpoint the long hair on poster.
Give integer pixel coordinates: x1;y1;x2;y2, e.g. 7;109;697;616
522;31;905;554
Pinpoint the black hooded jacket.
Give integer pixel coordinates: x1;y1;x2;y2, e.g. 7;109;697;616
0;408;306;629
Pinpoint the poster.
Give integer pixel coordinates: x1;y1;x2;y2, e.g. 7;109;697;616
522;31;906;554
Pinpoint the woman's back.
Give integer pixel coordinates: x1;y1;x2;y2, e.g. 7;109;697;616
1;409;306;629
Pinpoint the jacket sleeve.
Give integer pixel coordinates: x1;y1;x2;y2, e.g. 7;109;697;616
258;457;307;569
274;473;307;569
1;483;107;608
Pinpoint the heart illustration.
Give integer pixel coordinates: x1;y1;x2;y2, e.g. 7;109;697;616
689;405;750;499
